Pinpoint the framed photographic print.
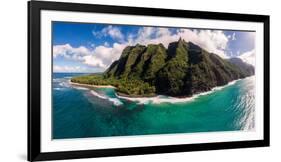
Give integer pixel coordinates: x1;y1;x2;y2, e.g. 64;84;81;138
28;0;270;161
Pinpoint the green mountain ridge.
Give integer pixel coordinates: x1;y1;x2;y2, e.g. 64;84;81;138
71;38;254;97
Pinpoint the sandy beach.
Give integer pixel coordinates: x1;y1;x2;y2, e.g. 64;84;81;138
70;81;116;89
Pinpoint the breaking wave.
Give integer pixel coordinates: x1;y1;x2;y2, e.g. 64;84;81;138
72;86;89;90
54;87;65;91
90;90;123;106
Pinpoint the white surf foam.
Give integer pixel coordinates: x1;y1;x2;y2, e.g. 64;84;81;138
59;82;71;88
90;90;107;99
108;98;123;106
54;87;64;91
117;79;242;105
117;94;195;104
53;78;63;83
72;86;89;90
90;90;123;106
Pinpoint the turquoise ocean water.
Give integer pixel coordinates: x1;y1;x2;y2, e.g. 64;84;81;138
52;73;255;139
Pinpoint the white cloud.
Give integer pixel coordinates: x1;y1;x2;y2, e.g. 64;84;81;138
238;49;255;66
178;29;229;58
90;43;95;48
232;33;236;41
104;42;109;47
83;55;106;68
53;44;90;61
129;27;178;48
92;25;124;42
83;43;126;68
53;65;85;73
237;50;240;55
127;27;230;58
54;26;242;72
53;43;126;69
102;25;124;41
92;30;102;38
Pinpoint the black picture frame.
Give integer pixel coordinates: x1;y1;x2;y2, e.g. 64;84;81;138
28;0;270;161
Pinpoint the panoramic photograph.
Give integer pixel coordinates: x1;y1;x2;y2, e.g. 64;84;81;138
52;21;256;139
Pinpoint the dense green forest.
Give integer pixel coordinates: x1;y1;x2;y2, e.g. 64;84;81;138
71;75;156;97
71;38;254;97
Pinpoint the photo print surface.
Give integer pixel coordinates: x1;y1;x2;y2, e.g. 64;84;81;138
52;21;256;139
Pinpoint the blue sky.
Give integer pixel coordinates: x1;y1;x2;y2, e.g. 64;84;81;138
53;21;255;73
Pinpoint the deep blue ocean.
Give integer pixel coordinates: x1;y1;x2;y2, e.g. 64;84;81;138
52;73;255;139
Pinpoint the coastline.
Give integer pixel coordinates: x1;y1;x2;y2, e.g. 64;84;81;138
116;92;157;98
70;81;116;89
116;77;250;104
69;76;253;104
70;80;156;97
